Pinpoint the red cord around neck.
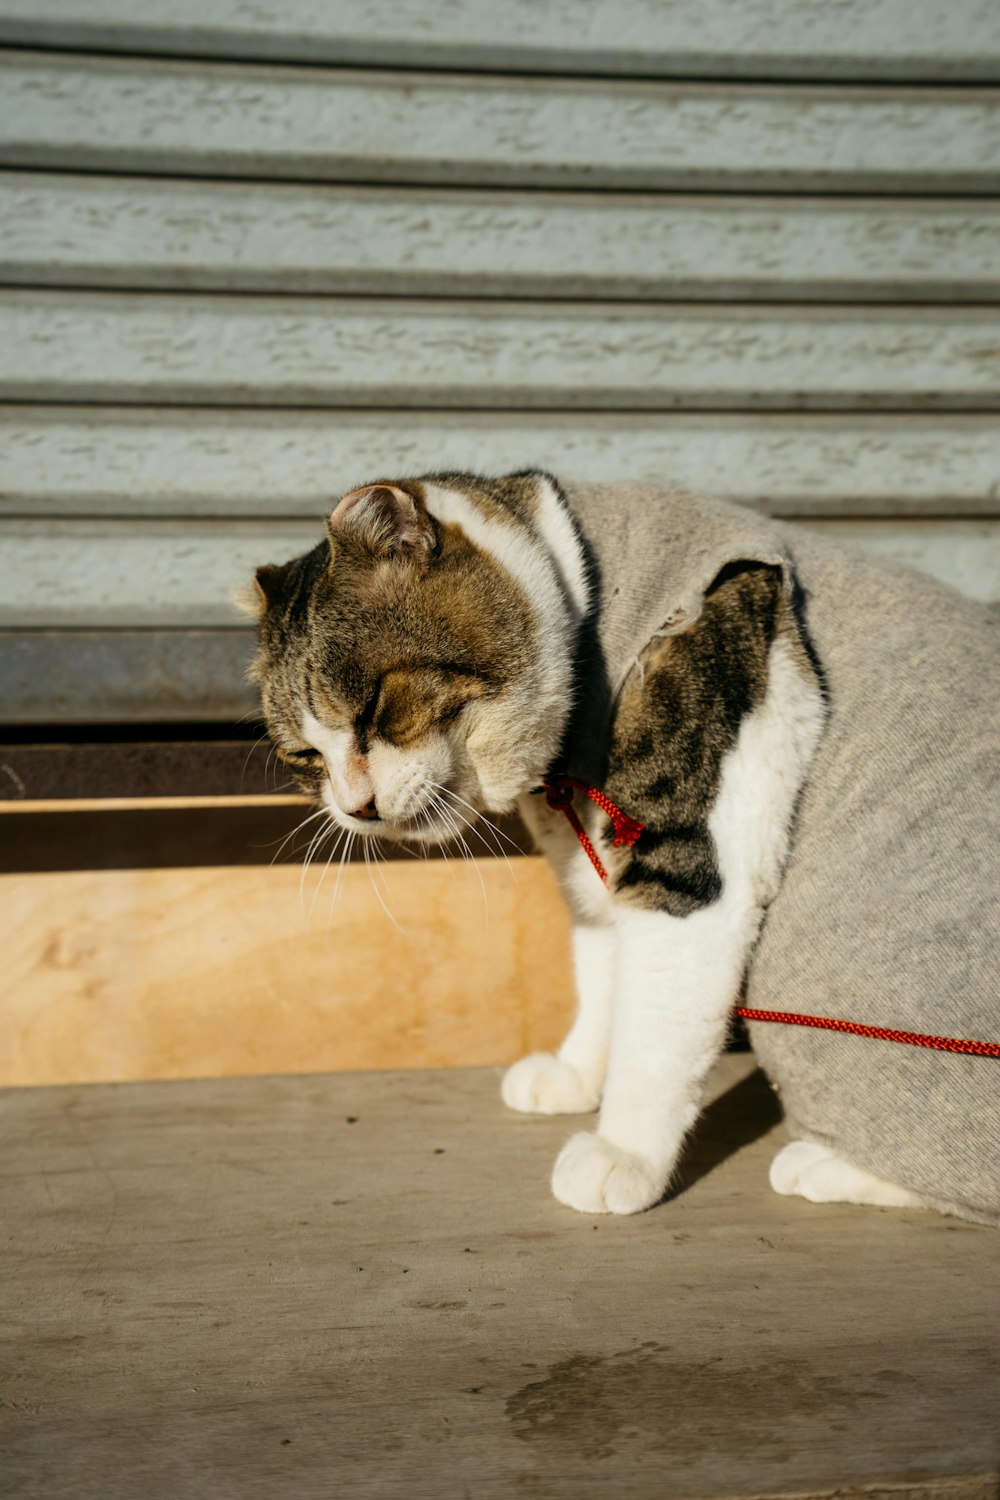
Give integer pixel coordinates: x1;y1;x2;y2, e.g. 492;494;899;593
542;775;644;884
541;774;999;1060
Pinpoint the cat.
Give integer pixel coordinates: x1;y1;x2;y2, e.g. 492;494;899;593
237;470;999;1225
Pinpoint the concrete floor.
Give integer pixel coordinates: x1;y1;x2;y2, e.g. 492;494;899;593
2;1055;997;1498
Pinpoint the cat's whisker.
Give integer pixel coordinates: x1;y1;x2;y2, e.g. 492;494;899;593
308;821;347;920
267;806;329;867
425;781;515;893
435;795;480;855
437;784;523;856
240;728;271;789
369;838;402;923
264;742;280;792
393;837;422;860
299;814;338;907
411;783;451;853
427;788;489;931
327;829;356;927
427;789;465;859
363;834;403;933
299;816;328;881
433;784;520;886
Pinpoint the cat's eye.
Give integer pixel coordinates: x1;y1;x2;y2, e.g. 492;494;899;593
352;687;383;744
356;681;383;733
286;746;323;764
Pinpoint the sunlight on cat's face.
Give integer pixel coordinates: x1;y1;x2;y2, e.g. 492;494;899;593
241;476;573;849
257;602;527;848
283;696;497;847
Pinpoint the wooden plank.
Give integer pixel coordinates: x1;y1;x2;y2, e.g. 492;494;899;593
3;53;999;193
0;628;258;724
1;1056;997;1499
5;293;1000;411
1;0;998;81
0;804;329;872
0;741;529;864
6;173;1000;302
2;518;997;629
0;802;526;872
5;408;1000;521
3;795;306;813
0;738;290;802
0;858;571;1086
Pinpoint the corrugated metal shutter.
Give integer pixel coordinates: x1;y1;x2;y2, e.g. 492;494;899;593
2;1;999;723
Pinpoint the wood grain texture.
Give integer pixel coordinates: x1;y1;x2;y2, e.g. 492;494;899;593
2;517;997;629
0;803;340;872
5;408;1000;520
1;1054;997;1498
3;52;999;192
0;737;292;803
3;795;306;813
6;173;1000;302
0;858;572;1087
6;293;1000;411
1;0;998;80
0;800;526;873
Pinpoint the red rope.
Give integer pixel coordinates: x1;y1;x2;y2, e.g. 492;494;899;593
734;1007;1000;1058
543;775;644;884
543;775;998;1060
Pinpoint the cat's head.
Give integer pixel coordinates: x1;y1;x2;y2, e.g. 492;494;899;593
236;471;588;843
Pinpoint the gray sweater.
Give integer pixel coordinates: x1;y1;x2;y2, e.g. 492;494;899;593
562;482;1000;1225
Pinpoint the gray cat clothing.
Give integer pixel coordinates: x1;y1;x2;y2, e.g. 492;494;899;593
560;482;1000;1226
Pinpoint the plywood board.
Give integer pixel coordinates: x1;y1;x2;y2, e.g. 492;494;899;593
0;857;573;1087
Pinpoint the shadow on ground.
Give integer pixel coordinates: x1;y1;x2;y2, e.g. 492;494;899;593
667;1065;781;1201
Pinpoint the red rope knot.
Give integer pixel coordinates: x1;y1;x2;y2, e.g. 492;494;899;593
586;786;645;850
542;777;576;814
544;775;645;848
541;775;645;884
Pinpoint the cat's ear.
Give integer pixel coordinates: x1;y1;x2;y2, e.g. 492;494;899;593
327;483;435;560
229;562;293;619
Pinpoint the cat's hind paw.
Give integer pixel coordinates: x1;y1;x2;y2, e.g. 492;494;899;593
770;1139;924;1210
552;1131;663;1215
501;1053;600;1115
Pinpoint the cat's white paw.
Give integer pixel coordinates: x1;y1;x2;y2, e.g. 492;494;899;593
770;1139;924;1209
551;1131;663;1215
769;1139;829;1195
501;1053;600;1115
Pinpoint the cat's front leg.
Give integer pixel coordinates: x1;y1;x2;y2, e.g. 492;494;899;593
502;918;616;1115
551;897;758;1213
550;570;826;1214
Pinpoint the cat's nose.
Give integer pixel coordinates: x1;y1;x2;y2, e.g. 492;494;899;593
352;798;379;821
